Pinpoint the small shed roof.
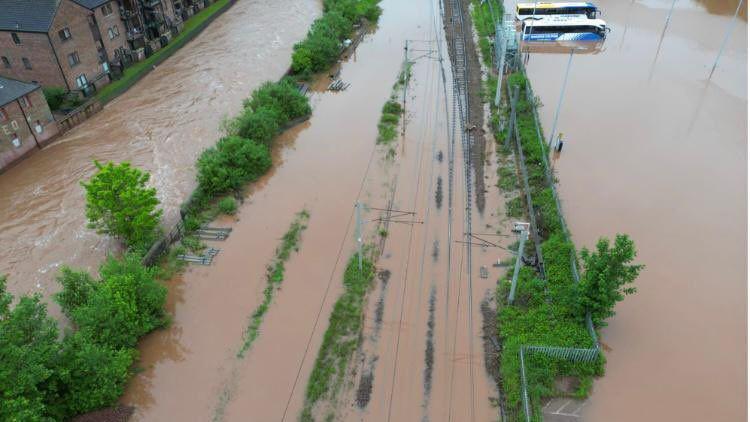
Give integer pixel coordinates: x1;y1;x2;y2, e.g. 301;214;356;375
0;77;40;107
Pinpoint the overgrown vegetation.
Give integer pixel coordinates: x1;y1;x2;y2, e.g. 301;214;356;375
470;0;502;69
81;161;162;252
218;197;238;215
237;210;310;358
0;255;166;420
183;78;311;224
376;61;411;144
291;0;382;77
42;87;66;111
301;255;376;421
494;73;643;419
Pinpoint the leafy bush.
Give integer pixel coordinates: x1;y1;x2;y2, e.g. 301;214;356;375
218;197;238;215
196;136;272;197
54;267;96;318
291;0;382;76
243;79;311;124
42;87;66;111
67;255;167;349
233;106;281;145
382;100;402;115
81;161;162;250
574;234;643;327
0;277;60;422
54;331;134;416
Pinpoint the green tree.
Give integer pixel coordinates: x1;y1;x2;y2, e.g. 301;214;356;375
243;79;311;123
53;267;96;318
234;106;280;146
575;234;643;327
0;277;59;421
196;136;272;197
54;331;134;416
81;161;162;250
71;255;167;349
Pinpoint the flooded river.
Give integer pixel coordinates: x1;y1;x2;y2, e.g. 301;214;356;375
521;0;747;419
0;0;319;312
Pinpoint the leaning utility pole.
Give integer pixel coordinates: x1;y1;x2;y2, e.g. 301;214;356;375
508;227;528;304
547;48;574;151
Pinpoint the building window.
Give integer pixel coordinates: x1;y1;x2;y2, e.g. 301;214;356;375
75;74;88;89
58;27;72;42
67;51;80;67
1;56;10;68
34;121;44;135
11;134;21;148
19;95;31;108
0;108;7;122
11;32;20;45
22;57;32;70
107;27;121;39
101;3;113;16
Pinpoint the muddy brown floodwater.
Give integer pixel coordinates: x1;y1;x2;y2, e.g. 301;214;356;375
518;0;747;419
120;0;511;420
0;0;319;315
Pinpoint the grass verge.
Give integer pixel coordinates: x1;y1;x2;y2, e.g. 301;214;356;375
494;73;605;419
300;255;376;421
237;210;310;358
377;61;411;144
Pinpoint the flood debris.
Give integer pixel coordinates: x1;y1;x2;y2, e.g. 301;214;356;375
435;176;443;209
355;370;375;409
421;286;437;420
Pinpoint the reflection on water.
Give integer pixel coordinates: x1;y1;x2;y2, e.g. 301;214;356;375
520;40;607;55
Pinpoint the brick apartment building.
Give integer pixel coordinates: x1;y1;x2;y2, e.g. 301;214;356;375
0;0;130;95
0;0;209;96
0;76;59;172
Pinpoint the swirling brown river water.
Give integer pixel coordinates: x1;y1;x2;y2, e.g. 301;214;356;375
515;0;747;419
0;0;319;315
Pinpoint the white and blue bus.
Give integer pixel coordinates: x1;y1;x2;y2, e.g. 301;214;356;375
516;2;600;20
520;17;609;41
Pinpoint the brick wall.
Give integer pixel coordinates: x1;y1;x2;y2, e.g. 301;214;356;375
49;0;111;92
0;31;68;88
0;88;58;171
94;0;130;62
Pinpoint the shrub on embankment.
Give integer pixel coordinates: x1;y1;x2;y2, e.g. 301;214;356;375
291;0;382;77
494;73;642;418
0;254;167;420
185;78;311;216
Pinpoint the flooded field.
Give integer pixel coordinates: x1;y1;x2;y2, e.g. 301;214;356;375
0;0;319;313
521;0;747;419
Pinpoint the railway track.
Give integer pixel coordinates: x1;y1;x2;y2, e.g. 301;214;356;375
441;0;477;420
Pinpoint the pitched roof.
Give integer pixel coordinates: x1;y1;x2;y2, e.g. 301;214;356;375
0;77;40;107
70;0;112;9
0;0;60;33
